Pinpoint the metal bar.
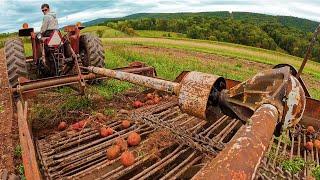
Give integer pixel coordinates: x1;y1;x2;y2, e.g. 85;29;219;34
297;24;320;78
193;104;279;180
13;73;97;93
86;66;180;94
17;101;42;180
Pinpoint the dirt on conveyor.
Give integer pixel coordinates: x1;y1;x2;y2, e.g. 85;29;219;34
0;49;17;173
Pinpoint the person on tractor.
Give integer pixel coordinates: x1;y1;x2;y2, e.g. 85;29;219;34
40;3;58;36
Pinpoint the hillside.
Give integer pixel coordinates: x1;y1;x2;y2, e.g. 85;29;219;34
85;11;319;33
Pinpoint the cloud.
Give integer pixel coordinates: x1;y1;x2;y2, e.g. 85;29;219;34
0;0;319;33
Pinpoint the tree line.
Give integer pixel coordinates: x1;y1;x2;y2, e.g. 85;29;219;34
102;17;320;62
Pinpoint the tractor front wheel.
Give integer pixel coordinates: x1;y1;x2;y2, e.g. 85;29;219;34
4;38;28;87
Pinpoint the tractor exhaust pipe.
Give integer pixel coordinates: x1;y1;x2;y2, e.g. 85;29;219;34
85;66;226;120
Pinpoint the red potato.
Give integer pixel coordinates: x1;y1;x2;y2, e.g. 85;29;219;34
105;127;113;135
305;141;314;151
153;96;160;104
122;120;131;129
100;127;109;137
307;126;316;134
314;140;320;150
127;132;141;146
146;93;154;100
133;101;144;108
72;122;81;131
78;120;86;128
120;151;135;167
58;121;67;131
106;145;121;160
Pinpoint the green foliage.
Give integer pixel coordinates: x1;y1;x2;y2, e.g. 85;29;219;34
281;157;305;174
0;103;3;113
14;145;22;158
104;108;115;116
16;163;25;179
60;96;92;112
312;166;320;180
93;79;133;100
103;15;320;62
106;17;279;51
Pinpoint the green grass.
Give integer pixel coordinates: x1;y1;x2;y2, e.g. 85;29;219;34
81;26;128;38
281;157;305;174
103;38;320;80
136;30;186;39
0;103;3;113
104;45;257;81
14;145;22;158
92;79;133;100
313;166;320;180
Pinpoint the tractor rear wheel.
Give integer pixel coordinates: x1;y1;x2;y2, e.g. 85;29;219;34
4;38;28;87
79;34;105;68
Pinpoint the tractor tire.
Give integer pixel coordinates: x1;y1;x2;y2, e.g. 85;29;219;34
79;34;105;68
4;38;28;87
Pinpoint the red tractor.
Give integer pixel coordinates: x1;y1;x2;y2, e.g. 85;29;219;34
4;23;105;89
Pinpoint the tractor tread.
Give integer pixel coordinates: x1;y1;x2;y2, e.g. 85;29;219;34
4;38;28;87
80;34;105;68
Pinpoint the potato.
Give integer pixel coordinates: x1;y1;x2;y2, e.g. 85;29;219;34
122;120;131;129
314;140;320;150
58;121;67;131
127;132;141;146
120;151;135;167
133;101;144;108
305;141;314;151
307;126;316;134
106;145;121;160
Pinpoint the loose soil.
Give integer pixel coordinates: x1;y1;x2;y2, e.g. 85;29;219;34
0;49;20;173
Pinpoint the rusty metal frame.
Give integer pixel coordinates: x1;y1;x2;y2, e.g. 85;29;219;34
17;100;41;180
193;104;279;179
12;64;156;97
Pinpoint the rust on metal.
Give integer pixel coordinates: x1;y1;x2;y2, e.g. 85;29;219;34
12;64;156;95
178;71;225;119
87;66;181;94
193;104;278;180
17;101;41;180
87;66;227;120
221;66;306;128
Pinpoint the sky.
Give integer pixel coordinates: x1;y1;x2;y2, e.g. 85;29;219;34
0;0;320;33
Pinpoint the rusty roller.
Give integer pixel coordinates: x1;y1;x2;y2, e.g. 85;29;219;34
86;66;226;120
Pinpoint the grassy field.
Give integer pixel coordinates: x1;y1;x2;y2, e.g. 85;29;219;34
135;30;186;39
6;27;320;99
102;37;320;80
81;26;128;38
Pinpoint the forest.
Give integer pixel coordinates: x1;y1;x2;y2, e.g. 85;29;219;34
101;14;320;62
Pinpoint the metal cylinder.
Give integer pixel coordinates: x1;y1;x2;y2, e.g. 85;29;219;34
178;71;225;119
88;66;180;94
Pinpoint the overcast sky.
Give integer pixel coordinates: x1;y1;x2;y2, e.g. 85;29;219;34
0;0;320;33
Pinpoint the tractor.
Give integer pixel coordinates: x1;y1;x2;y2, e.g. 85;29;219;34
4;23;105;90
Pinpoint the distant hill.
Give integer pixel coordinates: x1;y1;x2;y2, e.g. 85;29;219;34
84;11;319;33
